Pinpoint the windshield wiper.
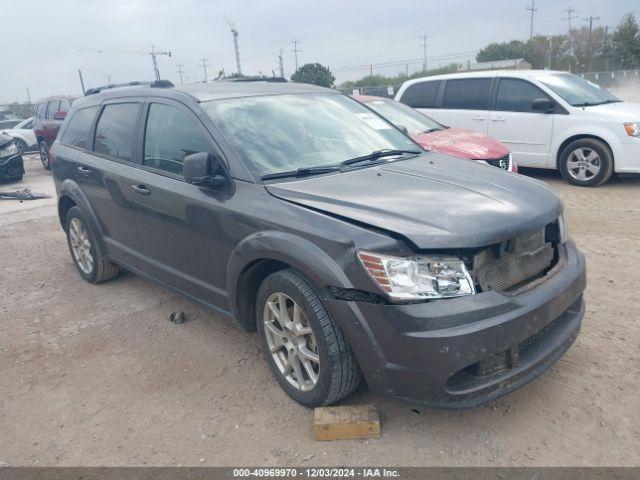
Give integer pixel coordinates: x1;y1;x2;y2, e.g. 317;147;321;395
340;149;422;166
573;99;621;107
261;165;341;181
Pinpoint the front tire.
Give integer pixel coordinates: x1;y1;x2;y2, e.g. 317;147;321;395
256;269;362;407
559;138;613;187
65;206;119;283
38;141;51;170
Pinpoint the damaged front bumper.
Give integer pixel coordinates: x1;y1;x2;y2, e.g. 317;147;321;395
326;239;586;408
0;152;24;180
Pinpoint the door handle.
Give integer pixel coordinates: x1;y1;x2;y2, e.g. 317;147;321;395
491;116;506;122
130;184;151;196
472;115;486;120
77;166;91;176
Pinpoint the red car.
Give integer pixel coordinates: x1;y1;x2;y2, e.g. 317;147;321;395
33;95;78;170
354;95;517;172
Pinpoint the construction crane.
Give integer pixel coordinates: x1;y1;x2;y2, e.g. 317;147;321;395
223;16;242;75
80;45;172;81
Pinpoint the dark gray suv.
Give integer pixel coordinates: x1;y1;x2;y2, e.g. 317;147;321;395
51;80;586;408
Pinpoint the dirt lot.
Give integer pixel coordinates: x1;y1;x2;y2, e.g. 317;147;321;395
1;155;639;467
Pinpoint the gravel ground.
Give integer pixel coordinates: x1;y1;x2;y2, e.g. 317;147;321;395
0;155;639;467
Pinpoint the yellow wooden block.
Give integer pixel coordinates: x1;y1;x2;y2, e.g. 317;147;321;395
313;404;380;441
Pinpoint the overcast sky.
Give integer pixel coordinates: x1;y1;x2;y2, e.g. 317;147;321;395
2;0;637;103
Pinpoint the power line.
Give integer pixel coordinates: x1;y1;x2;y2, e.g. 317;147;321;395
200;57;210;82
420;34;428;73
291;38;302;72
526;0;537;40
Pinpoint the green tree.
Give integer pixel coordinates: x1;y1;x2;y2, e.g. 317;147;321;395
291;63;335;88
612;13;640;69
476;40;527;62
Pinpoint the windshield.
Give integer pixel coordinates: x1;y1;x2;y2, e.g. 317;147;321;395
202;93;418;178
363;99;443;134
538;73;620;107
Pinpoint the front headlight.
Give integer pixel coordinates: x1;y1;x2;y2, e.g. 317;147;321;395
0;142;19;157
357;251;475;301
624;122;640;137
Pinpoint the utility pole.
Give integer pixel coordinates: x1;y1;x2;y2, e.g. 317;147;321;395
420;34;428;73
562;6;578;56
223;17;242;75
369;64;373;77
278;49;285;78
291;39;302;72
584;15;600;72
150;45;172;81
604;25;612;70
527;0;537;40
78;69;86;94
177;62;184;84
200;57;210;82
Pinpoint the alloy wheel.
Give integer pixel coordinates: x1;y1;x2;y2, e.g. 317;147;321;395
566;147;601;182
39;143;50;168
69;217;94;274
262;292;320;392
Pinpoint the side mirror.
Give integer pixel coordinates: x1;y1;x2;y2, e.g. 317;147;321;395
531;98;554;113
53;111;68;120
183;152;226;187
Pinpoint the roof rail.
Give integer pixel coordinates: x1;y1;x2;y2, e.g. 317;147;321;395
84;80;174;96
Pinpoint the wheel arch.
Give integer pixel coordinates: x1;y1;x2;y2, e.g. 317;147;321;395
226;231;354;332
555;133;615;170
57;180;107;251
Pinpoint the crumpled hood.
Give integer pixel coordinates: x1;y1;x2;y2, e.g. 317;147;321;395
0;133;12;148
412;128;509;160
266;154;562;249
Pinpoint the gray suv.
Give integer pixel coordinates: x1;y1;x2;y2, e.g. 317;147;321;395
52;80;586;408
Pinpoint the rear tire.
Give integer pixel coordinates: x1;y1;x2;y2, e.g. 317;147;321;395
559;138;613;187
65;206;119;284
38;141;51;170
256;269;362;407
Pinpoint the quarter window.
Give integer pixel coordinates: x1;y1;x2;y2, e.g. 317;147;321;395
93;103;140;161
59;99;71;113
35;103;46;118
399;81;440;108
143;103;212;175
496;78;551;112
60;106;99;149
442;78;492;110
46;100;61;119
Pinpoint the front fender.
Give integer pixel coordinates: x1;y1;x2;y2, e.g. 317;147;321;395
226;230;354;326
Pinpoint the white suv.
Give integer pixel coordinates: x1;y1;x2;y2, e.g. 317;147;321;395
395;70;640;187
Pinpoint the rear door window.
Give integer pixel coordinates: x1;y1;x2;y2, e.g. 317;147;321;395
399;81;440;108
442;78;492;110
496;78;551;112
59;99;71;113
93;103;140;161
60;106;99;149
46;100;61;119
143;103;212;175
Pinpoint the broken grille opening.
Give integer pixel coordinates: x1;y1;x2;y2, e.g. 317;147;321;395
472;223;560;293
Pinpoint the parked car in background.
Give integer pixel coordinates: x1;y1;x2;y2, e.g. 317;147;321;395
0;133;24;182
354;95;516;172
33;95;78;169
52;81;585;408
0;117;37;152
0;111;23;130
396;70;640;187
